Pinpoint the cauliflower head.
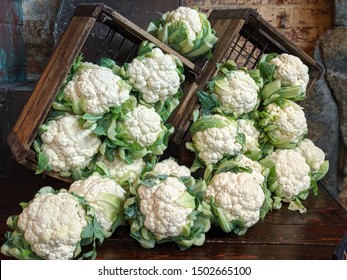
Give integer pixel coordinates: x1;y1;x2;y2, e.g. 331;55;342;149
188;114;243;165
237;119;261;159
148;7;218;60
64;62;131;115
296;138;325;172
235;154;265;185
296;138;329;181
122;105;165;147
166;7;202;41
265;149;311;202
153;158;191;177
205;171;265;234
126;44;183;104
213;70;259;115
40;115;101;174
96;153;146;187
17;188;88;260
269;53;309;93
138;176;195;239
263;99;307;148
69;174;127;235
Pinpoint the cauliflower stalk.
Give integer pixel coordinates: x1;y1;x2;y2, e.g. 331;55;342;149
258;53;309;104
147;6;218;60
1;187;105;260
260;148;318;213
123;41;185;121
123;159;211;250
101;104;174;163
203;158;272;235
34;114;101;179
69;174;127;237
185;112;244;169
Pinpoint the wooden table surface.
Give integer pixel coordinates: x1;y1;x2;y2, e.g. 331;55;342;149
0;175;346;260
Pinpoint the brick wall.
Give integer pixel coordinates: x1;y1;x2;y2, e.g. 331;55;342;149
21;0;332;79
184;0;333;54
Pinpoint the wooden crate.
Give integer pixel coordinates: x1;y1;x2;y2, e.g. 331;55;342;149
8;5;324;181
169;8;324;145
7;3;203;182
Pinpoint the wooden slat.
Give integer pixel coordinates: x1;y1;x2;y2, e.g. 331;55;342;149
8;15;98;163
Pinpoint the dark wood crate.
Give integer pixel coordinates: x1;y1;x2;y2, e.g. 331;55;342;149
7;5;324;182
7;3;203;182
169;8;324;145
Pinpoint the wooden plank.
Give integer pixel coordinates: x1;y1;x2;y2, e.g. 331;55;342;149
8;15;98;164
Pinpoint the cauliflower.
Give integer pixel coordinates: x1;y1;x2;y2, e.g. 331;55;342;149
234;154;265;186
126;41;184;104
63;62;131;115
123;105;165;147
269;53;309;93
261;148;315;213
138;176;194;239
186;114;243;166
148;6;218;60
123;162;211;250
204;171;266;235
96;153;146;187
237;119;262;160
69;174;127;235
212;70;259;115
101;104;173;163
153;157;191;177
1;187;90;260
296;138;329;180
260;99;307;148
36;114;101;176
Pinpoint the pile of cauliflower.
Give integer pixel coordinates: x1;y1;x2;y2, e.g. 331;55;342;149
1;6;329;260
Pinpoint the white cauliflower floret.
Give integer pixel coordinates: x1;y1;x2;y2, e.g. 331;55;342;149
69;174;126;233
40;115;101;173
236;154;265;185
127;48;181;103
64;62;131;115
265;100;307;146
269;53;309;93
205;172;265;229
237;119;260;151
267;149;311;200
122;105;163;147
296;138;326;173
17;190;87;260
192;115;243;165
153;158;191;177
97;153;145;185
214;70;259;115
138;176;194;239
166;7;202;41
